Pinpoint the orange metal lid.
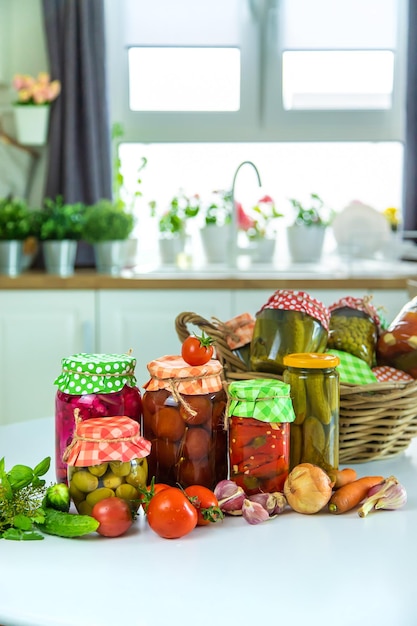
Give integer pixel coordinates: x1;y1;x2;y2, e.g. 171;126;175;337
283;353;340;369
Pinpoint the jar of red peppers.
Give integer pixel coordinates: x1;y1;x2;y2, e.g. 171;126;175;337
250;290;329;375
54;353;142;484
64;412;151;515
377;296;417;377
227;379;295;495
142;355;228;490
283;353;340;474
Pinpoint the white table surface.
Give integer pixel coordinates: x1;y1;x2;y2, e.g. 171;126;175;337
1;417;417;626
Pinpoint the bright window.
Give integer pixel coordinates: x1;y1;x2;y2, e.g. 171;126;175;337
128;47;241;112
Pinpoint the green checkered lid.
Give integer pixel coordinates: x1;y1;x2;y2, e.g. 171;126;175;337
327;349;377;385
54;353;137;395
227;379;296;423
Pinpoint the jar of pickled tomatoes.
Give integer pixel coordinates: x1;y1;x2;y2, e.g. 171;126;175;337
227;379;295;495
64;412;151;515
142;355;228;490
54;353;142;484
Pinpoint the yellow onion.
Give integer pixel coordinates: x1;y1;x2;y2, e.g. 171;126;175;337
284;463;332;514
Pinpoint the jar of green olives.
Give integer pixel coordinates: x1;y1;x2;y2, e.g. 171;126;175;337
283;353;340;474
64;412;151;514
250;290;330;375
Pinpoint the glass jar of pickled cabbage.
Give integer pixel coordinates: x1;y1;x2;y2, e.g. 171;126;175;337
64;413;150;514
227;379;295;495
142;355;228;490
250;290;329;375
283;353;340;474
54;353;142;484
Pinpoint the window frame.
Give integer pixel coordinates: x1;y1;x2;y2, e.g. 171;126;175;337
104;0;408;144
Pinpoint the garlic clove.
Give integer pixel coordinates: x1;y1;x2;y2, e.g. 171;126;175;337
214;479;246;515
242;498;270;525
358;475;407;518
248;493;276;515
270;491;287;515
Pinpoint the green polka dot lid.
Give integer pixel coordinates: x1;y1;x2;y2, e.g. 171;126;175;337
54;353;137;395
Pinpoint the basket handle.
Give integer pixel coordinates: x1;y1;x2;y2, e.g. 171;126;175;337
175;311;220;343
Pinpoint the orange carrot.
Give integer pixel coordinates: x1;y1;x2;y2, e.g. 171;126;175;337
331;468;358;490
328;476;384;514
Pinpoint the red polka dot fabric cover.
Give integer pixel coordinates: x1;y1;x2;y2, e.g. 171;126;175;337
257;289;330;331
372;365;414;383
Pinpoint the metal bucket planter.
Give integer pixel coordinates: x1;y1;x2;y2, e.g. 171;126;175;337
93;240;130;275
0;240;23;276
43;240;78;277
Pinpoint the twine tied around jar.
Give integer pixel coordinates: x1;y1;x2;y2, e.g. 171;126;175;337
150;374;210;417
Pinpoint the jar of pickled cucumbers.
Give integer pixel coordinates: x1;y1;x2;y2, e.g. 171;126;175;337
228;379;295;495
142;355;228;490
64;412;151;515
283;353;340;474
250;290;330;375
54;353;142;484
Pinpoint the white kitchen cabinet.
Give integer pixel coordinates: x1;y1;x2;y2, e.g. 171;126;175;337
97;289;233;389
0;291;95;425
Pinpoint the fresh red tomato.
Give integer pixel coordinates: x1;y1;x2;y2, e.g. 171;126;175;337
184;485;224;526
91;497;133;537
140;481;171;513
147;487;198;539
181;332;214;366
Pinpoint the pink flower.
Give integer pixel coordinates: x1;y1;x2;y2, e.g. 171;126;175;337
12;72;61;105
236;202;256;231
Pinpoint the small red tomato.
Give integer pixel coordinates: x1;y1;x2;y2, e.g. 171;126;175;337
140;481;171;513
181;332;214;366
147;487;198;539
185;485;224;526
91;497;133;537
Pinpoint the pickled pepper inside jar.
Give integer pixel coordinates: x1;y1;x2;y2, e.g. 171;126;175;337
228;379;295;495
377;296;417;377
283;353;340;474
64;412;151;515
250;290;329;375
142;355;228;490
54;353;143;484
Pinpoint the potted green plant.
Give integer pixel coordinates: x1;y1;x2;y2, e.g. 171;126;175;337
200;189;233;264
82;199;135;275
0;197;37;276
152;190;200;265
286;193;332;263
34;196;86;276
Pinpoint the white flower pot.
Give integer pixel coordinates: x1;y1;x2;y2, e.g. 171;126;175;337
14;105;50;146
159;235;185;265
287;224;326;263
94;240;130;275
200;225;231;264
251;237;276;263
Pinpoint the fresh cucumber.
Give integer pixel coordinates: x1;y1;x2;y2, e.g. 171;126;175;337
37;508;99;538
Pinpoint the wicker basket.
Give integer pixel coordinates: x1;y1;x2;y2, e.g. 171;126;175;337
175;311;417;463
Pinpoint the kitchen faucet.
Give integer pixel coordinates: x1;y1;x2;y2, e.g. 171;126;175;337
230;160;262;268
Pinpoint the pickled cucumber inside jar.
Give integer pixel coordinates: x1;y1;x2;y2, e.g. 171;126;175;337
328;306;377;367
250;308;328;375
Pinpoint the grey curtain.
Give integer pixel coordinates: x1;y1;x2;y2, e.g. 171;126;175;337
42;0;112;265
403;0;417;231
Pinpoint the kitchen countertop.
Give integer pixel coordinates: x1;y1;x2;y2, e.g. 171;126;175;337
0;257;417;290
1;417;417;626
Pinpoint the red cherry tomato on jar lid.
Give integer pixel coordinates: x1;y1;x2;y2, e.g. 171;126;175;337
181;332;214;366
147;487;198;539
91;497;133;537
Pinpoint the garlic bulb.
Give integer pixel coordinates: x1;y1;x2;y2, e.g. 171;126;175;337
358;475;407;518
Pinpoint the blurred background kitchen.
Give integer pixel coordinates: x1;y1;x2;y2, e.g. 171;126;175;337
0;0;415;272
